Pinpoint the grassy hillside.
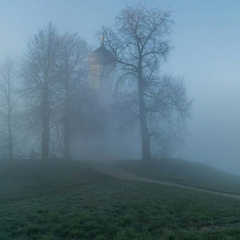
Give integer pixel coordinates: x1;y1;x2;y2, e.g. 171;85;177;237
1;160;240;239
114;159;240;195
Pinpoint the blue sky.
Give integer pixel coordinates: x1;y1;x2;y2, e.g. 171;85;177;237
0;0;240;174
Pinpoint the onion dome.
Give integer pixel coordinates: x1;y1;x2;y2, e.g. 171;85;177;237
89;37;116;66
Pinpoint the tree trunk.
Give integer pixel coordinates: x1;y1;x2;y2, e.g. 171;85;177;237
63;82;71;160
7;115;13;161
63;116;71;160
138;69;151;161
42;126;49;161
42;85;50;161
6;92;13;161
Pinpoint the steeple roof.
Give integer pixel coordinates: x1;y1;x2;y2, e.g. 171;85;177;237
89;39;115;65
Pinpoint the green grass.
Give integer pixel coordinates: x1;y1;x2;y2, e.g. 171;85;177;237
1;160;240;239
114;159;240;195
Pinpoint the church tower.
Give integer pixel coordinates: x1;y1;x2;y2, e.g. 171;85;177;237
88;36;116;90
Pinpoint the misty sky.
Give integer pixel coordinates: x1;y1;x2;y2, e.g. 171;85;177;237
0;0;240;174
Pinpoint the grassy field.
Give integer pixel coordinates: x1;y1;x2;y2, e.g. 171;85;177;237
114;159;240;195
1;160;240;239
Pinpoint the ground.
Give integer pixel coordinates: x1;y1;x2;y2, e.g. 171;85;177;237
1;159;240;240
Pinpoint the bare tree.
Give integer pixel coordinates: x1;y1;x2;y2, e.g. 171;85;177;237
102;4;191;161
146;75;191;158
21;23;61;161
57;32;89;159
0;58;20;160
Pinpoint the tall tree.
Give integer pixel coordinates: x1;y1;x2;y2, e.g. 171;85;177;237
21;23;61;161
102;4;191;161
0;58;18;160
58;32;89;159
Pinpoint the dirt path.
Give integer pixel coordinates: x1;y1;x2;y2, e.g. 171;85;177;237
92;161;240;200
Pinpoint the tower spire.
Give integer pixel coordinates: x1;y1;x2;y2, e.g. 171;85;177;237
101;34;105;46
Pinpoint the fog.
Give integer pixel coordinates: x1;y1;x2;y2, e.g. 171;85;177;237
0;1;240;175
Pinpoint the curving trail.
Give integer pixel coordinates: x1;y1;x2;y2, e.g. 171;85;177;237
92;161;240;200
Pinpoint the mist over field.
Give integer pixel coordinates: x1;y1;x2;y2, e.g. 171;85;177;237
2;2;240;240
0;0;240;175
